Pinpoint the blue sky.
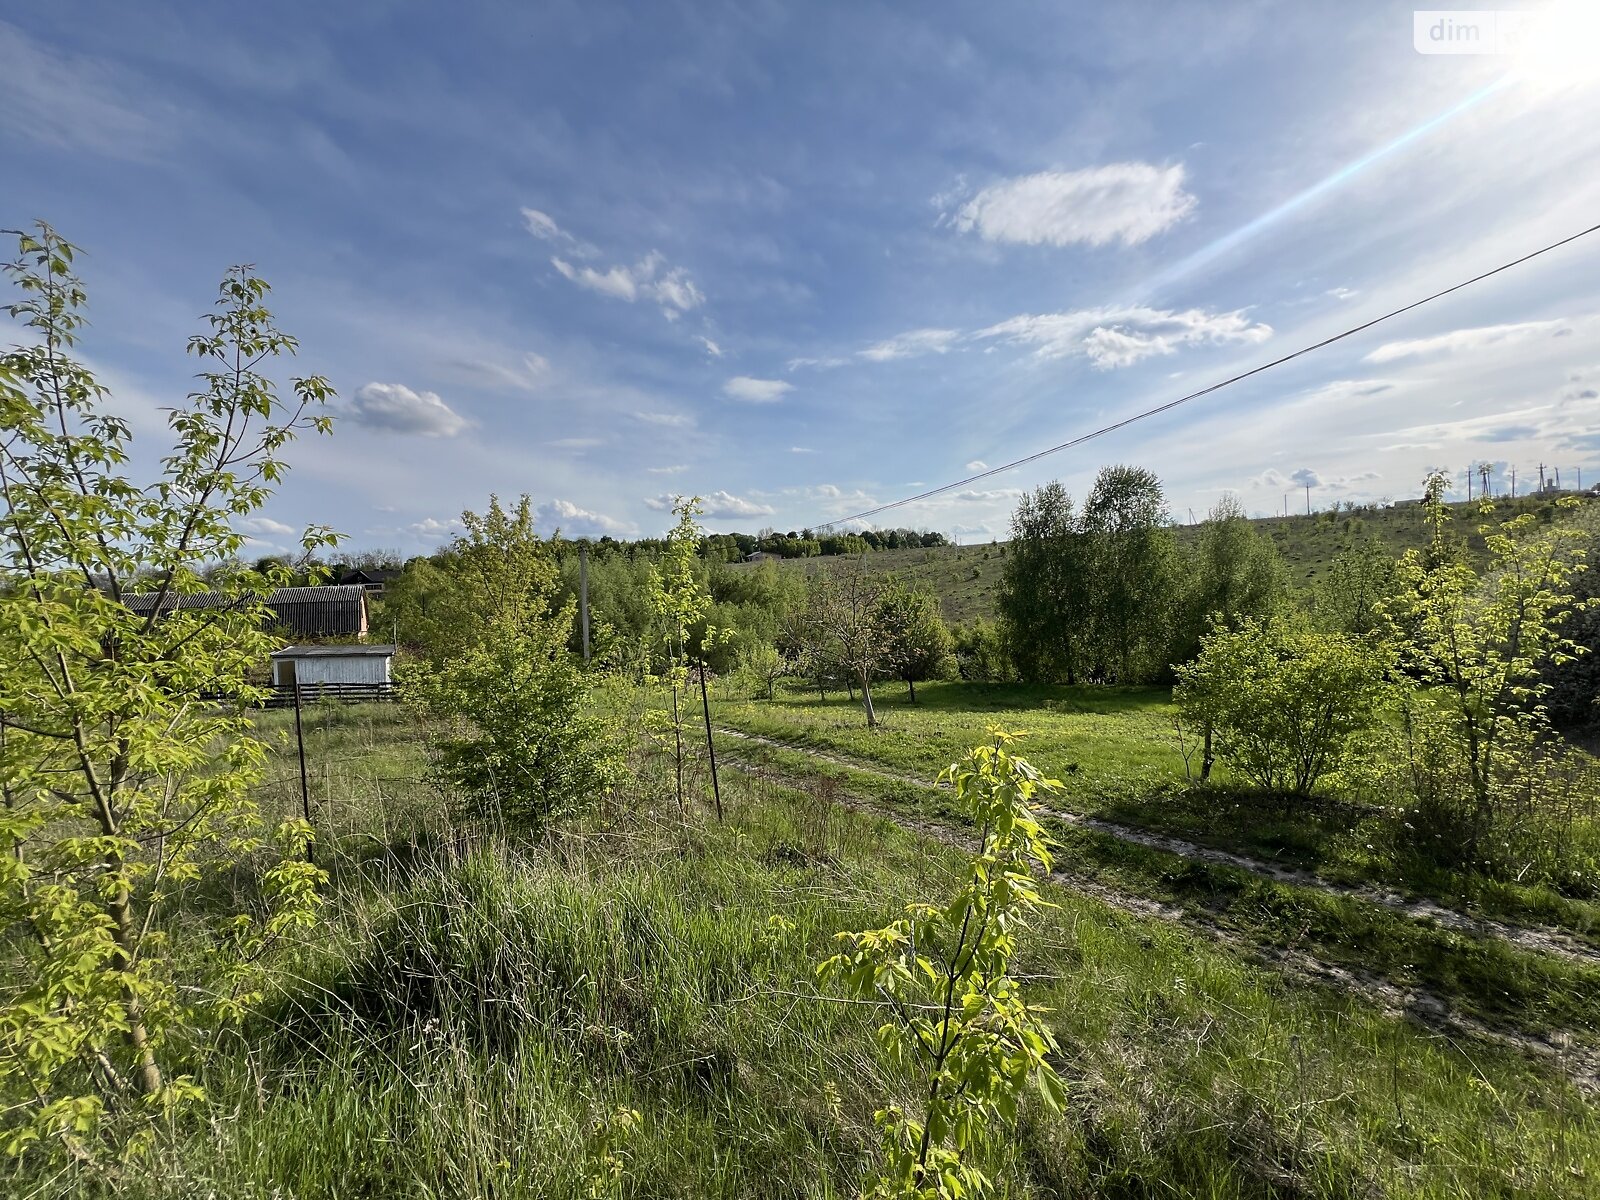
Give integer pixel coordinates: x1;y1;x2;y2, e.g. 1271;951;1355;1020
4;1;1600;552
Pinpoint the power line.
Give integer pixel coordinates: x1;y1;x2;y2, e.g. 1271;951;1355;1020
824;219;1600;528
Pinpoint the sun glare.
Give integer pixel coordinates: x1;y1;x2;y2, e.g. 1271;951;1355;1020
1514;0;1600;90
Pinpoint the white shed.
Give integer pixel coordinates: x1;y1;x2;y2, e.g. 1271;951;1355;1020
271;644;395;688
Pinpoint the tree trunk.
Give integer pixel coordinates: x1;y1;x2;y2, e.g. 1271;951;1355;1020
861;674;878;727
907;676;916;704
671;684;684;818
1200;721;1214;782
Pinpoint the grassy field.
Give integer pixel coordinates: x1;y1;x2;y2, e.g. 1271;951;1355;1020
26;700;1596;1199
731;495;1597;624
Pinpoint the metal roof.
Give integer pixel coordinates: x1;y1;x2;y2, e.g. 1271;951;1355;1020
272;644;396;658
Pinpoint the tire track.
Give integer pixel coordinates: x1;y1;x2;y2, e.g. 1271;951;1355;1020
714;726;1600;968
716;741;1600;1092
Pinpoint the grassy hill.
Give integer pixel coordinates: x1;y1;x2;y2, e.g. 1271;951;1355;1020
731;494;1595;626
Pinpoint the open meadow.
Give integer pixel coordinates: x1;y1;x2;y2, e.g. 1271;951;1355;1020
12;698;1595;1199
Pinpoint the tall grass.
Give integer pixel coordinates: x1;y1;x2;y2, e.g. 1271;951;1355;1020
27;743;1594;1199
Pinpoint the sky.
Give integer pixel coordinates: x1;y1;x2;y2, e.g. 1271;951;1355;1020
4;0;1600;554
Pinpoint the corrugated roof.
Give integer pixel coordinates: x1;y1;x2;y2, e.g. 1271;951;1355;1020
123;585;368;611
273;644;396;658
122;585;368;637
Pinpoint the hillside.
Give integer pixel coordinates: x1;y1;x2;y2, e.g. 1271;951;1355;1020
730;494;1595;626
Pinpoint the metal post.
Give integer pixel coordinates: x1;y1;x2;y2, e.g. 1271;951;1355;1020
293;682;314;863
698;657;723;823
579;543;591;665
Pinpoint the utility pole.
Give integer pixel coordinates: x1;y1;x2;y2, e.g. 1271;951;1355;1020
1479;463;1491;499
1283;492;1290;518
1466;466;1472;501
579;543;590;665
1538;463;1547;494
1304;483;1312;515
1510;466;1516;497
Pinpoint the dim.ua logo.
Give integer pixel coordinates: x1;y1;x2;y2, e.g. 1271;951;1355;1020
1413;10;1534;54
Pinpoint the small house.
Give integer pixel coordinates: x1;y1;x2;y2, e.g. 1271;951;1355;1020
270;644;395;689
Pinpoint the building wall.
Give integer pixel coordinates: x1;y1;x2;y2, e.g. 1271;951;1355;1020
272;655;391;686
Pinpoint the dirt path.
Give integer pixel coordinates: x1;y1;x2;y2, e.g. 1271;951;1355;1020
717;746;1600;1093
714;726;1600;969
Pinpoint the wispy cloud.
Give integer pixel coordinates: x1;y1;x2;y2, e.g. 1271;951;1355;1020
0;21;166;159
1364;319;1573;363
348;383;468;437
859;328;961;362
722;376;793;403
975;304;1271;368
696;335;724;359
633;410;695;428
950;163;1196;248
528;208;705;319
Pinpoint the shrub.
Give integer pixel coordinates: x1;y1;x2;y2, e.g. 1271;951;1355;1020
1175;616;1386;797
409;611;625;834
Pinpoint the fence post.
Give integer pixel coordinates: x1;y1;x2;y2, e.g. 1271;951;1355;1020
697;657;723;823
293;682;314;862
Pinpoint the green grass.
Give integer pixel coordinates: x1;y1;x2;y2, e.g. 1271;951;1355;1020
37;721;1599;1199
713;680;1600;942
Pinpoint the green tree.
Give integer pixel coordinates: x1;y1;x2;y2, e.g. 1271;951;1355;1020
820;730;1065;1198
1175;616;1387;797
1313;536;1397;637
808;560;897;726
646;497;718;812
996;482;1091;683
0;225;331;1155
877;581;955;702
1377;476;1593;860
1175;492;1286;661
1081;464;1178;683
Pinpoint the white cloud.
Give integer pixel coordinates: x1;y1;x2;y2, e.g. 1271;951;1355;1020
534;499;632;538
859;328;961;362
965;460;988;471
633;410;695;428
648;464;688;475
722;376;794;404
952;488;1023;502
1327;287;1358;301
697;335;724;358
1289;467;1322;488
548;436;604;450
348;382;468;437
240;517;295;537
519;207;597;256
1364;319;1571;364
646;490;774;519
951;163;1196;248
551;250;704;317
790;446;816;454
975;305;1272;369
407;516;465;539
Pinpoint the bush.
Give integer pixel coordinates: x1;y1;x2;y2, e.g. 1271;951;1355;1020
408;610;625;834
1175;616;1386;797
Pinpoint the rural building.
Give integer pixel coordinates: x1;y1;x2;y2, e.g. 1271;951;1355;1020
270;644;395;688
123;585;370;640
337;567;400;597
